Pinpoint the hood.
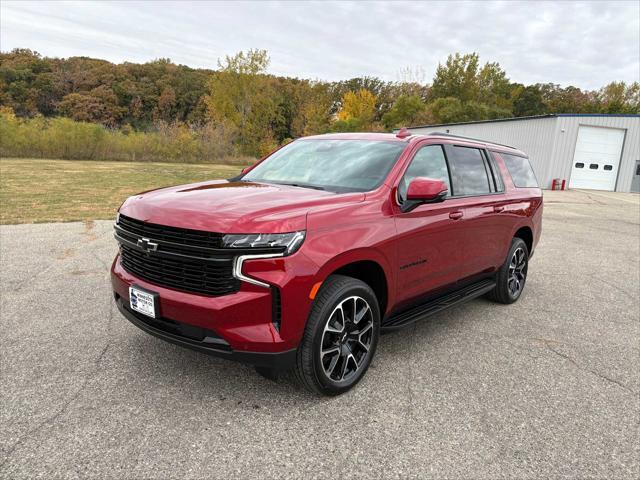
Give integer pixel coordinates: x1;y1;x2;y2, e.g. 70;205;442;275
119;180;365;233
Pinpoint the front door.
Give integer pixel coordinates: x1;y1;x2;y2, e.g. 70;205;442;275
394;144;467;304
395;197;473;304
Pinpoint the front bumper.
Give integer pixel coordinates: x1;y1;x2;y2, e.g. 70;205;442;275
111;247;318;360
115;296;297;370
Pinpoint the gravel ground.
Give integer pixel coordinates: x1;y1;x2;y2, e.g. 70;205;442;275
1;190;638;479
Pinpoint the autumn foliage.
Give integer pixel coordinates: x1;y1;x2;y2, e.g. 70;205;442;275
0;49;637;162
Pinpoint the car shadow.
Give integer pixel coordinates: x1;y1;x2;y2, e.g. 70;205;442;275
125;297;494;402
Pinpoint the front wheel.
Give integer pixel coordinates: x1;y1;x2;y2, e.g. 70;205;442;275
294;275;380;395
488;237;529;304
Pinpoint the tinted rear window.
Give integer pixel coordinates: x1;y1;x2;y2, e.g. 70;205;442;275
502;153;538;188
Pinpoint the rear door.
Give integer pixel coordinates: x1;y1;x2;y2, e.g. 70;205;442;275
443;144;508;276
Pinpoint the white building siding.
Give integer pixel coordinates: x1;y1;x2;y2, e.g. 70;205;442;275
407;115;639;192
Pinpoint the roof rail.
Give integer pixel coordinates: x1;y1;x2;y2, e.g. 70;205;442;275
427;131;517;150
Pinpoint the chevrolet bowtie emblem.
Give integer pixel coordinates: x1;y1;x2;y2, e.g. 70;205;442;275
137;237;158;253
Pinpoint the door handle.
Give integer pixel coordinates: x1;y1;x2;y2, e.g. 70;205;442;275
449;211;463;220
494;206;505;213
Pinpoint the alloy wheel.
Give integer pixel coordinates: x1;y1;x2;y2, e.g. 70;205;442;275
320;296;374;382
508;247;527;297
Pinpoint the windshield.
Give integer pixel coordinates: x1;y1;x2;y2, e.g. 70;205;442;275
242;139;406;192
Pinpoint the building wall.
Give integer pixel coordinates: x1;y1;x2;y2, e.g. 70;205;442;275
408;115;640;192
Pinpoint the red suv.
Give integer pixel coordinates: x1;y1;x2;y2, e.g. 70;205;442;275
112;131;542;395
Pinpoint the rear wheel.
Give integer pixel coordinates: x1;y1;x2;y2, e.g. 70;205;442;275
294;275;380;395
488;237;529;304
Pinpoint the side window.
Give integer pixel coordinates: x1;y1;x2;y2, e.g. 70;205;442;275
448;147;492;196
502;153;539;188
487;151;505;192
398;145;450;201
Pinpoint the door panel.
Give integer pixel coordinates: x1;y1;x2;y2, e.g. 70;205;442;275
393;143;462;304
394;199;470;304
444;145;507;275
456;196;509;275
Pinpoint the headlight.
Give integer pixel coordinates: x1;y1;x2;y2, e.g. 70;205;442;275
222;231;305;255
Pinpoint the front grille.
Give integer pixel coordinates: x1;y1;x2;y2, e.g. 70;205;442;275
118;215;224;248
116;215;239;297
119;244;239;296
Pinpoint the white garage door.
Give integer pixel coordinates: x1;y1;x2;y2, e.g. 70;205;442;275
569;126;625;191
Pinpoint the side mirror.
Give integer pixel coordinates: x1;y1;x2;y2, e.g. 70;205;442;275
401;177;448;213
241;166;251;175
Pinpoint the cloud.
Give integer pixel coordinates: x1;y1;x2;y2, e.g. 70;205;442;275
1;0;638;90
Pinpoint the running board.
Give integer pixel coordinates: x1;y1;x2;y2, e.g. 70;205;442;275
381;279;496;331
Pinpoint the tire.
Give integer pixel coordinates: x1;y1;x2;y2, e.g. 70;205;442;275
488;237;529;304
294;275;380;395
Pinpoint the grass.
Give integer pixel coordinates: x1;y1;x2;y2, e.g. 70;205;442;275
0;158;249;224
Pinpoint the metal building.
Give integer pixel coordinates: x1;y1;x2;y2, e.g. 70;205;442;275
406;114;640;192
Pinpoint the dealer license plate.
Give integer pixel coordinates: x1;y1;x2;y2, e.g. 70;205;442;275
129;286;156;318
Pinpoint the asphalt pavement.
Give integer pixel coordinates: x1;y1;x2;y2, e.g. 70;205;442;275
1;190;638;479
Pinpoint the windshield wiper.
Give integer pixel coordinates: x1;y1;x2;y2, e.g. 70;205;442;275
273;182;325;191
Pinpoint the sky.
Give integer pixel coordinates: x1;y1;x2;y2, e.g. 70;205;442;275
1;0;639;90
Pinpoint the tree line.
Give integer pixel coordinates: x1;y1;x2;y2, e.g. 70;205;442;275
0;48;637;161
